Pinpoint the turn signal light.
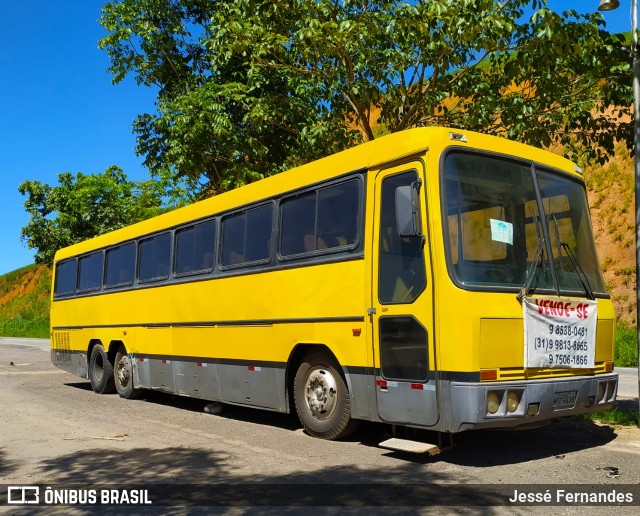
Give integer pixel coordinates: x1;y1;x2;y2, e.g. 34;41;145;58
480;369;498;381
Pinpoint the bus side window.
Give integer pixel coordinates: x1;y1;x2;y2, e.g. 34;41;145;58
106;242;135;287
317;179;359;248
245;204;273;262
281;193;315;256
139;233;171;282
175;220;215;275
280;178;360;257
222;204;272;267
78;252;103;291
221;212;246;267
54;259;77;296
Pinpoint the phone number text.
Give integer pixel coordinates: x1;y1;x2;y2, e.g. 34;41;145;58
534;337;590;352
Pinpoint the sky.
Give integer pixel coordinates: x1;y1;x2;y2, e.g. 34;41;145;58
0;0;631;276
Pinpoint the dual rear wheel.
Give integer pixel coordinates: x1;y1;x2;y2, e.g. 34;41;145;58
88;343;139;399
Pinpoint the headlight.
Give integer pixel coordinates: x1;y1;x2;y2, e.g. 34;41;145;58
507;391;520;413
487;391;501;414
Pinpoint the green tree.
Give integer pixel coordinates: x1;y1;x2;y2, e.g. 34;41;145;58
99;0;631;197
19;166;185;264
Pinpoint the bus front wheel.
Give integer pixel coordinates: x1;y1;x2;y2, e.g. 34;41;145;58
88;344;115;394
114;345;141;399
293;351;358;440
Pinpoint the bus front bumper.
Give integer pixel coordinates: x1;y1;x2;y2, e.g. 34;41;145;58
446;373;618;433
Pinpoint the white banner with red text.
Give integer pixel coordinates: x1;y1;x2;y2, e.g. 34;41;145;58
523;297;597;369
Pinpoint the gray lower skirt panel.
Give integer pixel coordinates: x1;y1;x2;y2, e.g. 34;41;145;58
52;349;375;420
134;356;288;412
51;349;88;379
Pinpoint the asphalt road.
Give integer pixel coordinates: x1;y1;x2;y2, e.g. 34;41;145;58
0;338;639;514
616;367;640;399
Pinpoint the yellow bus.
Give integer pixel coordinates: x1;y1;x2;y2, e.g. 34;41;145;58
50;127;618;446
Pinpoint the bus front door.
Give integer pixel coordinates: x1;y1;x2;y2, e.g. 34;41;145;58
371;164;437;427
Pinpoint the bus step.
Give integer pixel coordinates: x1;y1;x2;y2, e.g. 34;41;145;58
378;438;441;455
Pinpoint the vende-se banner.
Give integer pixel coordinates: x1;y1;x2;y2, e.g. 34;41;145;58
523;297;597;369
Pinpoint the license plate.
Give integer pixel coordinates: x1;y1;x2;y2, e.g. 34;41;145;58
553;390;577;409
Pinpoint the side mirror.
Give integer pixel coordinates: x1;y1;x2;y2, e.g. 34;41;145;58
395;180;423;237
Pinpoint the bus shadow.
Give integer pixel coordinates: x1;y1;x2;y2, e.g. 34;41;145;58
62;382;618;468
64;382;304;432
64;381;93;391
204;403;301;432
130;388;303;432
35;447;506;508
439;417;617;467
353;416;620;466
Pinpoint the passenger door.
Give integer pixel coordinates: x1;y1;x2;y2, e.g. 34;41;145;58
371;163;437;426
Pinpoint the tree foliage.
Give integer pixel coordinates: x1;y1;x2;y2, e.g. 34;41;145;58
19;166;183;264
99;0;632;198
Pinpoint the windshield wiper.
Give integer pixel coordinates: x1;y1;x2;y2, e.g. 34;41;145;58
559;242;595;300
517;206;546;302
550;213;563;281
517;237;544;302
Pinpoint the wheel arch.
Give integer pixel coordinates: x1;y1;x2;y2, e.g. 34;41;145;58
87;339;104;366
285;343;353;413
108;339;125;364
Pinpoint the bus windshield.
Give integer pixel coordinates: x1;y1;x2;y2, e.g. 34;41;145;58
443;151;606;297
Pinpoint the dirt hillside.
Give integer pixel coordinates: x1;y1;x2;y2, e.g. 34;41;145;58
584;140;636;326
0;264;51;338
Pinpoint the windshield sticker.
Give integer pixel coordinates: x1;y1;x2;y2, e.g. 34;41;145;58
490;219;513;245
523;297;597;369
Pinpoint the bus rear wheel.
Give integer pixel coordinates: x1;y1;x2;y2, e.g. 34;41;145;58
88;344;115;394
114;345;141;399
293;351;358;440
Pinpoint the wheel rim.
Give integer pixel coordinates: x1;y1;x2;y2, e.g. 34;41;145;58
116;355;131;388
304;366;338;420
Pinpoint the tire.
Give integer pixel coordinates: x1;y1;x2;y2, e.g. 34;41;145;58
88;343;115;394
293;351;359;440
114;345;141;399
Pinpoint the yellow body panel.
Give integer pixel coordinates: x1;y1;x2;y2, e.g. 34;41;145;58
51;127;615;384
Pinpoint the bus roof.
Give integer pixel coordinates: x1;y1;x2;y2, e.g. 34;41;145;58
53;127;576;261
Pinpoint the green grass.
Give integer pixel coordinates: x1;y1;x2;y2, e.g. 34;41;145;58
0;317;49;338
616;324;639;367
584;407;639;427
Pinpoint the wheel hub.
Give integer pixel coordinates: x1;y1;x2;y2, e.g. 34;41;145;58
117;357;130;386
305;367;337;420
